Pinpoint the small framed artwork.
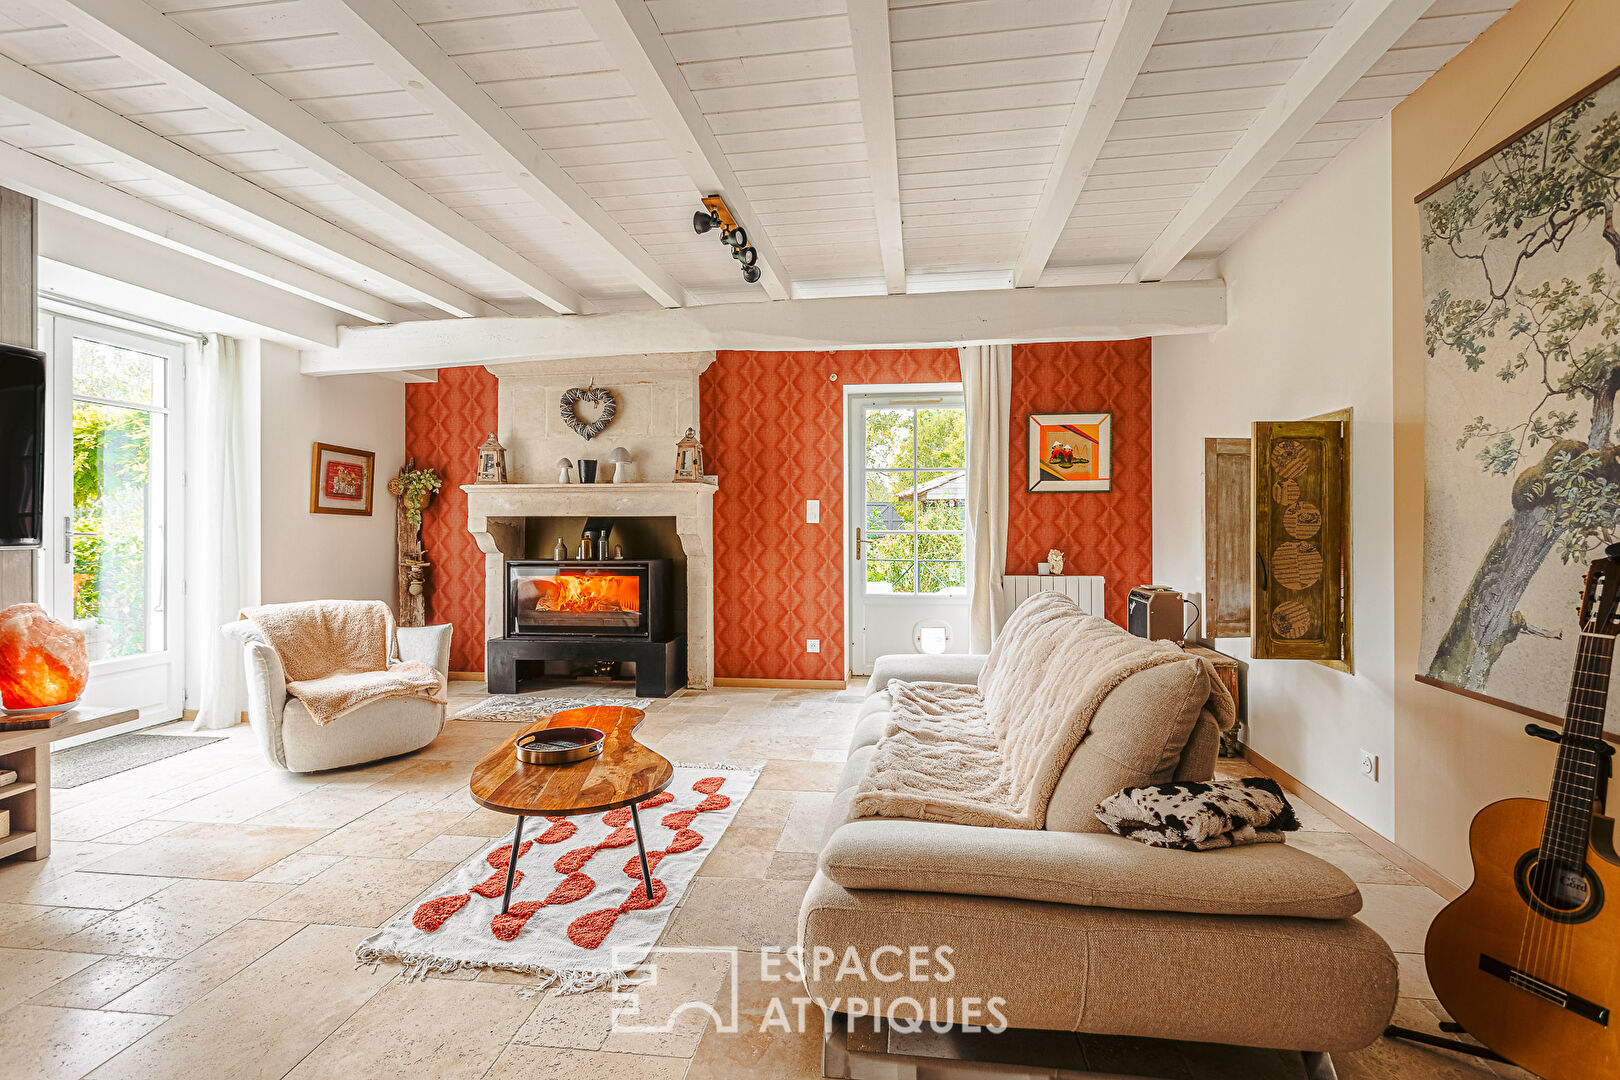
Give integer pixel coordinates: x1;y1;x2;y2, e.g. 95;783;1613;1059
1028;413;1112;492
310;442;375;515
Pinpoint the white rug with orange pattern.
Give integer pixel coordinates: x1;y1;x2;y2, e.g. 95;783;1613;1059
357;762;758;992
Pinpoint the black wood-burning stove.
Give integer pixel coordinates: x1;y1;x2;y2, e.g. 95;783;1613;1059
487;556;685;697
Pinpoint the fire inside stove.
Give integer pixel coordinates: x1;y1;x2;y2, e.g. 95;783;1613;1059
514;570;641;631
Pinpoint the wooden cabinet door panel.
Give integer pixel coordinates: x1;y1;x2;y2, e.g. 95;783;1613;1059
1204;438;1251;638
1251;420;1344;661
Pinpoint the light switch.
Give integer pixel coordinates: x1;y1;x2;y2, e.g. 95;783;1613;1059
806;500;820;523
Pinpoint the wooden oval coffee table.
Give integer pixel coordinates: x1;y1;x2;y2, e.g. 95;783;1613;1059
470;705;672;913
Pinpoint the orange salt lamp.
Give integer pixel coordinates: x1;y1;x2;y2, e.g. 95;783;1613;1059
0;604;89;710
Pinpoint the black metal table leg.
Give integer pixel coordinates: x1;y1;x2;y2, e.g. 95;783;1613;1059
500;815;525;915
629;801;655;901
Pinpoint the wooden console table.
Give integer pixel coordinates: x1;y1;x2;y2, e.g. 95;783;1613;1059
0;705;139;862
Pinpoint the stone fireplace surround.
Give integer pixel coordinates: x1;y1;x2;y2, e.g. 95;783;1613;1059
464;352;717;690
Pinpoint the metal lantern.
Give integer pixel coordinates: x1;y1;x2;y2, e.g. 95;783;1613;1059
475;432;508;484
673;428;704;483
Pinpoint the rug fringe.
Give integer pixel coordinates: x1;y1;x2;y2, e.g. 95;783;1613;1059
355;938;634;996
670;759;764;774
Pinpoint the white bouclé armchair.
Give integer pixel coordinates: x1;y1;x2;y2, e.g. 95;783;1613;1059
231;620;452;773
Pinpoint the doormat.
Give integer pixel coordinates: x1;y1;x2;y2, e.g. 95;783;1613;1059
451;694;652;723
357;762;758;991
51;732;226;789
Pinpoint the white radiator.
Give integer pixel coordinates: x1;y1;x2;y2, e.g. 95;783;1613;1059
1001;575;1106;624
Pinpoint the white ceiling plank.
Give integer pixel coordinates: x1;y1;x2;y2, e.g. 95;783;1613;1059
0;139;417;324
0;49;494;318
306;280;1226;374
1012;0;1171;288
847;0;904;293
575;0;792;301
323;0;691;308
1129;0;1432;282
39;0;586;313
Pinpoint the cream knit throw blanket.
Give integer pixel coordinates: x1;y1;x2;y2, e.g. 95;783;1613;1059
242;600;445;726
853;593;1234;829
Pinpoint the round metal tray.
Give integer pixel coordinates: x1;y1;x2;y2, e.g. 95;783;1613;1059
514;726;605;765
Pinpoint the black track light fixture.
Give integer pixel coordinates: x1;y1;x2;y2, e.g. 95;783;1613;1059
692;195;766;287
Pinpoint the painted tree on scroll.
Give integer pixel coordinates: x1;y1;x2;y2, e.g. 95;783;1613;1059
1424;85;1620;689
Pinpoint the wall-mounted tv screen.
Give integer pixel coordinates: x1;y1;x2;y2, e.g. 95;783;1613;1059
0;343;46;547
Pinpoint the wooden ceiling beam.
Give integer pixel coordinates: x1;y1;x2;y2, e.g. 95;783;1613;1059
325;0;690;309
40;0;584;313
847;0;905;294
1129;0;1431;282
575;0;793;301
1013;0;1173;289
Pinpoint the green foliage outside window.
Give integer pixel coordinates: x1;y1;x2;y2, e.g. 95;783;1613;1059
863;406;967;594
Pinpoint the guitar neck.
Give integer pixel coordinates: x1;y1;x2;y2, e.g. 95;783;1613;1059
1541;631;1616;866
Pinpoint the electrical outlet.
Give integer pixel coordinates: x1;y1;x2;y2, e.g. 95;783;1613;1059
806;639;821;653
806;499;820;524
1359;749;1378;782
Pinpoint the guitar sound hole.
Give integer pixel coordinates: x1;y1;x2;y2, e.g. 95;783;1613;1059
1515;851;1604;924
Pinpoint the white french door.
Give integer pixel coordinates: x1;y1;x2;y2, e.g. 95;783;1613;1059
846;388;970;677
39;313;187;725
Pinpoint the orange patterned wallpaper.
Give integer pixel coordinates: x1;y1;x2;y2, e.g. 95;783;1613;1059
403;341;1152;676
702;349;962;681
405;364;497;672
1007;340;1153;626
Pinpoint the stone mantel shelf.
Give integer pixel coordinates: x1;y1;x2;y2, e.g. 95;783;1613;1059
462;481;716;497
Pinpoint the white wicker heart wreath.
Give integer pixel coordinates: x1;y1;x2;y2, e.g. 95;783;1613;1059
559;385;617;440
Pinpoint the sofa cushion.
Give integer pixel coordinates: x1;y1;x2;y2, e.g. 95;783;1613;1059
820;818;1361;920
798;872;1397;1053
1046;656;1211;832
848;710;889;755
865;653;986;697
837;744;877;795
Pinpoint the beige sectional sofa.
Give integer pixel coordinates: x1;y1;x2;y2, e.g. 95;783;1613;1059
799;627;1398;1071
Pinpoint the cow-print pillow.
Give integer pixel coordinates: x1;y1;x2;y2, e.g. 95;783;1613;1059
1095;777;1299;851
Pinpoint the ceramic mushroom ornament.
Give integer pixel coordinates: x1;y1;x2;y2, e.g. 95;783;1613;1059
556;457;574;484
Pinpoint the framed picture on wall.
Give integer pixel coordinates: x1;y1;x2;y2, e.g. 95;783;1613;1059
310;442;375;516
1028;413;1111;492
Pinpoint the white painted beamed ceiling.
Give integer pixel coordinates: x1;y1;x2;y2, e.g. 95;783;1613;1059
0;0;1511;326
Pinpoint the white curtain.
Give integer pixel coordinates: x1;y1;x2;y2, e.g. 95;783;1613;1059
960;344;1012;652
190;334;255;730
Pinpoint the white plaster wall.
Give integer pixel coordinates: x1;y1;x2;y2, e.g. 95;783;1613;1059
1152;118;1397;837
255;340;404;608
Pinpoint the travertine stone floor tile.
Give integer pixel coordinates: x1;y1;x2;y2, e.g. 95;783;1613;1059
777;792;835;853
285;978;536;1080
301;802;470;859
58;879;291;959
248;852;346;886
730;788;797;829
511;987;617;1051
765;852;819;881
0;869;175;910
756;761;843;792
95;819;184;846
483;1045;690;1080
662;878;808;950
0;1005;164;1080
1397;951;1435;1000
245;787;397;829
452;806;522;838
1334;998;1501;1079
28;955;172;1010
686;948;823;1079
87;823;328;882
1357;883;1448;955
88;924;397;1080
0;947;103;1013
697;826;783;878
409;833;489;863
253;856;456;927
50;798;188;842
601;950;733;1057
150;772;317;825
103;919;303;1016
0;905;109;949
1289;831;1419;886
0;900;51;932
0;840;121;885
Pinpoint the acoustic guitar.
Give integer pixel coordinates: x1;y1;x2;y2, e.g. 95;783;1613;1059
1425;543;1620;1079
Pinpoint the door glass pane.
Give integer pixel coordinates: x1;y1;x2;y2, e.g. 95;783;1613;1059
72;338;159;406
914;469;965;531
866;560;915;594
916;408;965;468
865;407;913;469
918;532;964;563
72;400;152;657
865;472;915;531
918;561;966;594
